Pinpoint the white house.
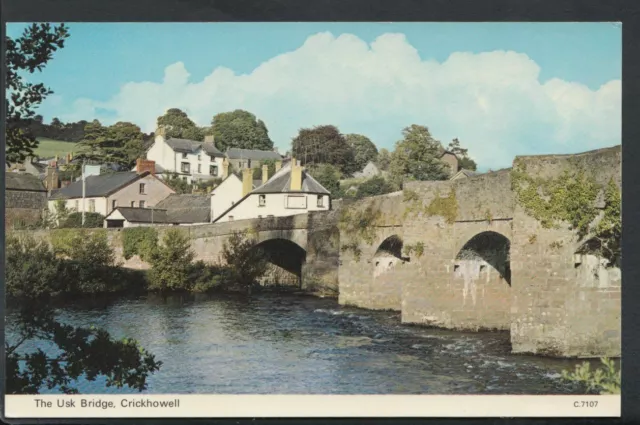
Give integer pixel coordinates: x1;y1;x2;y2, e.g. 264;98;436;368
210;163;272;222
48;163;175;217
212;158;331;224
145;128;226;184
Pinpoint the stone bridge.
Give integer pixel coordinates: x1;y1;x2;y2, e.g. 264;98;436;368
27;146;620;358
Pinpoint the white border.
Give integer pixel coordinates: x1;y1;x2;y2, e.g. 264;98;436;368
4;395;620;418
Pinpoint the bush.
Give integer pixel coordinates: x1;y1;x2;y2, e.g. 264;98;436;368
146;229;195;292
221;230;268;294
355;176;396;199
562;357;620;395
122;227;158;260
60;212;105;228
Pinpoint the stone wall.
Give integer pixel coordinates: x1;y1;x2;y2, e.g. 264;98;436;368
5;190;47;228
510;146;621;357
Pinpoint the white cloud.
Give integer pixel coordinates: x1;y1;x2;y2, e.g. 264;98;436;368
48;32;621;171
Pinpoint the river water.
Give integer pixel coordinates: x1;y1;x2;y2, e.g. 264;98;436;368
6;293;590;394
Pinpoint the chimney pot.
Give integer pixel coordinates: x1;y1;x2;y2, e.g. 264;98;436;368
242;168;253;196
222;158;229;179
275;161;282;172
290;162;302;192
262;164;269;185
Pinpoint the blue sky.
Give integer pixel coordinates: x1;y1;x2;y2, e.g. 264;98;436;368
7;22;622;170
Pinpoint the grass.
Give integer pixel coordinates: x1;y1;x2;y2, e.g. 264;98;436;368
34;138;78;159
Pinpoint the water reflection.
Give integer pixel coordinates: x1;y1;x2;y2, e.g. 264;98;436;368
6;293;592;394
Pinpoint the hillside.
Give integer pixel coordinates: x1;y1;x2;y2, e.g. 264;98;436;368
34;138;78;159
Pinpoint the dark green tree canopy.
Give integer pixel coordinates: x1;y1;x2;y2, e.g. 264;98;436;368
73;120;146;169
389;124;449;182
211;109;273;151
345;133;378;172
157;108;206;141
376;148;391;171
447;138;477;171
6;23;69;164
291;125;357;176
307;163;342;197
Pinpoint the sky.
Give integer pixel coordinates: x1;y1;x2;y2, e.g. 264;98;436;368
7;22;622;171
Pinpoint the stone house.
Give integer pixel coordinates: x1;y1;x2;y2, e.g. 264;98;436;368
103;193;210;228
212;158;330;224
145;128;226;184
438;149;460;177
48;161;175;217
451;169;479;180
352;161;382;179
5;172;48;229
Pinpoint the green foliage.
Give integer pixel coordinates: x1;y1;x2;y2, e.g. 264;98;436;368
447;138;477;171
188;261;228;293
389;125;450;183
291;125;357;175
221;230;269;293
6;23;69;164
73;120;146;170
403;189;419;202
122;227;158;260
157;108;206;141
591;180;622;266
251;159;277;181
528;234;537;244
355;176;396;199
484;209;493;223
403;242;425;258
338;202;382;260
345;133;378;171
163;172;192;194
53;199;69;223
511;166;600;238
376;148;391;171
562;358;620;395
424;189;459;224
211;109;273;151
59;212;105;228
308;163;342;196
146;229;195;292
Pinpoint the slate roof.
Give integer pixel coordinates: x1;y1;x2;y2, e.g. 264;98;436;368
113;207;169;223
226;148;282;161
252;164;330;194
165;138;225;157
5;172;47;192
49;171;147;200
155;194;211;223
451;169;480;180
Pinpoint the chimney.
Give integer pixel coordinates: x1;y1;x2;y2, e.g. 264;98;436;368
136;158;156;175
155;126;166;138
222;158;229;179
204;135;214;144
275;161;282;173
46;166;60;190
290;160;302;191
262;164;269;185
242;168;253;196
66;153;71;164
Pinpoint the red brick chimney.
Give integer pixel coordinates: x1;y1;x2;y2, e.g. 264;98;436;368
136;158;156;175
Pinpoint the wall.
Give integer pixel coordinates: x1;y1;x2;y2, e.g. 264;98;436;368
211;175;243;221
49;196;109;217
509;146;621;357
214;192;330;223
5;189;47;228
107;174;175;215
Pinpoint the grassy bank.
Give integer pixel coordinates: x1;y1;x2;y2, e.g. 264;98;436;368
34;137;77;158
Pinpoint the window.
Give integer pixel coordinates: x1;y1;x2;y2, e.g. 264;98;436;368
182;176;188;182
181;162;190;173
228;216;234;221
131;201;135;207
112;200;117;210
197;164;202;173
210;165;218;176
317;195;324;207
139;183;146;194
286;195;307;209
247;159;252;168
209;155;215;161
182;153;188;159
258;194;266;206
258;215;262;219
88;199;96;213
140;200;146;208
197;154;201;161
75;200;79;211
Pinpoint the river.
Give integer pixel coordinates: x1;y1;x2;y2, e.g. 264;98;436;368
6;292;591;394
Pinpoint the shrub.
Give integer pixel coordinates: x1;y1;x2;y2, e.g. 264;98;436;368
60;212;105;228
355;176;396;199
562;357;620;395
221;231;268;294
122;227;158;260
146;229;195;292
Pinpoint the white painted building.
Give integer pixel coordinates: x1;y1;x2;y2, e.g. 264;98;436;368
212;159;331;224
145;128;226;184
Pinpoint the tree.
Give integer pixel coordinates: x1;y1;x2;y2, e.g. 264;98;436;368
221;231;268;295
163;172;192;194
376;148;391;171
447;138;477;171
307;163;342;197
355;176;397;199
345;134;378;171
211;109;273;151
73;120;146;169
157;108;206;141
252;158;277;180
147;229;195;292
5;234;161;394
6;23;69;164
291;125;357;176
389;125;449;182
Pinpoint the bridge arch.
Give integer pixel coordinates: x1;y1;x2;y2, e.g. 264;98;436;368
372;234;407;278
245;237;307;287
455;230;511;285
